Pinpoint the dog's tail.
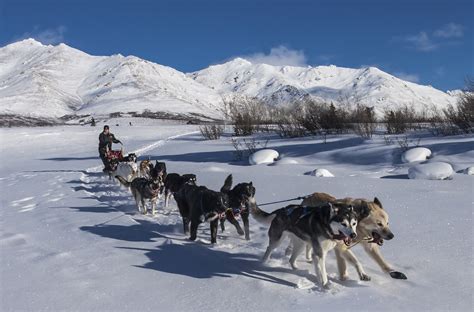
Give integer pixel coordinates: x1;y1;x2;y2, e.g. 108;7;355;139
115;175;131;188
221;174;233;193
248;198;275;225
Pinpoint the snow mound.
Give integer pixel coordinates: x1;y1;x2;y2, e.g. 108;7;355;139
271;157;299;165
462;166;474;175
305;168;335;177
248;149;279;165
402;147;432;163
408;162;454;180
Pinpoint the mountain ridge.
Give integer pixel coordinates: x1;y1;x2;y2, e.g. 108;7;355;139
0;39;458;120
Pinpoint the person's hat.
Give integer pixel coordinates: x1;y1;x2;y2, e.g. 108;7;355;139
103;125;109;130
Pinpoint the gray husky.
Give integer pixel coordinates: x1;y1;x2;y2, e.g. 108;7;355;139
252;203;358;288
116;176;164;214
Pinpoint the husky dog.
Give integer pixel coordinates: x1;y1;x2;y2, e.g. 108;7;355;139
105;158;120;180
163;173;197;207
139;159;153;178
115;175;164;215
252;203;358;288
112;161;139;182
155;161;167;189
122;153;137;163
174;178;229;244
296;193;407;280
219;174;256;240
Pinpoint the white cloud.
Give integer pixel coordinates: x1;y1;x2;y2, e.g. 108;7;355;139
405;32;438;51
395;72;420;83
244;45;307;66
395;23;464;52
434;23;464;38
14;26;67;45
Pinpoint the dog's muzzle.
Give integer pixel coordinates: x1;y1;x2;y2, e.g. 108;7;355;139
370;231;386;246
333;231;356;246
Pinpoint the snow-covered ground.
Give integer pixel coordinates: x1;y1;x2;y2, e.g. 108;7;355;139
1;120;472;311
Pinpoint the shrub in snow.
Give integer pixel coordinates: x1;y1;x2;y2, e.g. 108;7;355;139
401;147;432;163
305;168;335;177
248;149;279;165
408;162;454;180
199;124;224;140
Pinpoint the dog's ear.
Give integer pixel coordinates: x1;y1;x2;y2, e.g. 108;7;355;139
249;181;253;186
374;197;383;209
320;202;336;222
220;174;233;193
327;202;338;219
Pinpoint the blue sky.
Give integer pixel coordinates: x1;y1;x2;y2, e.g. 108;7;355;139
1;0;472;90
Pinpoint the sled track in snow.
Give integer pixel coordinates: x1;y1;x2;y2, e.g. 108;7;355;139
85;131;199;173
79;130;264;248
80;131;201;236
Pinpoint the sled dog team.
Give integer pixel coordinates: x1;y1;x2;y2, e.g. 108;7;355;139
113;157;407;288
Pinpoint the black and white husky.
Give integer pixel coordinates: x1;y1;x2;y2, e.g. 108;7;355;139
174;177;229;244
219;174;256;240
251;203;358;288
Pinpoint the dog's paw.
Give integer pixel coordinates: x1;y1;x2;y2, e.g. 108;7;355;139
359;273;371;281
389;271;407;280
322;282;331;290
339;274;349;281
290;263;299;270
245;235;250;241
237;229;245;236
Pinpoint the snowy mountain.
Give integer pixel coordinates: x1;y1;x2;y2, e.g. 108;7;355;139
0;39;223;119
189;58;457;115
0;39;458;121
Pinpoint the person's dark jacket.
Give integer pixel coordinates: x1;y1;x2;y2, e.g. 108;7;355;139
98;132;121;154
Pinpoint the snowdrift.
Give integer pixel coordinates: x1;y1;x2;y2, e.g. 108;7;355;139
401;147;432;163
305;168;335;177
408;162;454;180
248;149;279;165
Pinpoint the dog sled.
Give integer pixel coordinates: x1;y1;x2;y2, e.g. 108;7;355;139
106;148;124;162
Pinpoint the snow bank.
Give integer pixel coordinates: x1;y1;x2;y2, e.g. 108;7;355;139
462;166;474;175
408;162;454;180
271;157;299;165
401;147;432;163
305;168;335;177
248;149;279;165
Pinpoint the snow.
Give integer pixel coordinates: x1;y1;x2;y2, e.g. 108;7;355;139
190;58;457;116
462;166;474;175
272;157;299;165
0;39;222;119
0;121;473;311
305;168;335;177
401;147;432;163
0;39;458;120
408;162;455;180
248;149;279;165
